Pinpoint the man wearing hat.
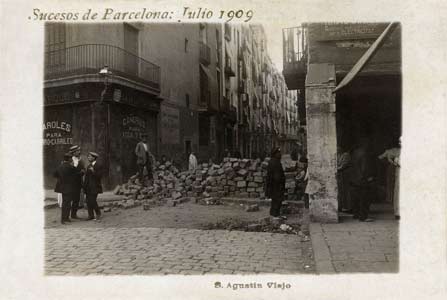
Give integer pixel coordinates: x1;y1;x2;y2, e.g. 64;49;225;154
69;145;86;219
83;152;102;220
54;153;77;224
135;133;153;185
265;147;286;219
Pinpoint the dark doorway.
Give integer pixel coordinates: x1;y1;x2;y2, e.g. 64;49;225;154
336;75;401;209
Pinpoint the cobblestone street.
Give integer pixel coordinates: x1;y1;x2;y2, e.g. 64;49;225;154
45;227;315;275
44;202;315;275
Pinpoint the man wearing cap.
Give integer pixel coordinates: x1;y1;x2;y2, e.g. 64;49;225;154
69;145;86;219
135;133;153;185
265;147;286;219
83;152;102;220
54;153;77;224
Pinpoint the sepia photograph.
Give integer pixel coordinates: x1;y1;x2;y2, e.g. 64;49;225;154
1;1;446;300
43;21;400;275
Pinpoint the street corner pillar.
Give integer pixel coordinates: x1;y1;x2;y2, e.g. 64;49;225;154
305;63;338;223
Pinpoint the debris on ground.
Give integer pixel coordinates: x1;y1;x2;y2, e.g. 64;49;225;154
201;216;308;236
245;204;260;212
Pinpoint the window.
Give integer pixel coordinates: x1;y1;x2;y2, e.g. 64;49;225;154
184;38;189;52
199;24;207;44
45;23;66;67
199;115;210;146
199;68;209;105
185;93;190;108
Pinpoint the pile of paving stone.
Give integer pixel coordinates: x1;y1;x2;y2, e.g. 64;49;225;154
110;157;304;209
201;216;310;239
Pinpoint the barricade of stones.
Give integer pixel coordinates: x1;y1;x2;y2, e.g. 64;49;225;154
112;157;305;210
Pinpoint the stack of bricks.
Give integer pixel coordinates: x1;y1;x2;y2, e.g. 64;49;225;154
115;157;301;204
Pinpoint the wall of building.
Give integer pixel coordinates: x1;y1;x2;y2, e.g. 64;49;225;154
307;23;401;75
65;23;124;48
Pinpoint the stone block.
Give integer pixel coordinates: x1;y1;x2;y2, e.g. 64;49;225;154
237;181;247;188
237;169;248;176
247;187;255;192
113;185;121;195
248;182;258;187
247;223;262;231
172;191;182;199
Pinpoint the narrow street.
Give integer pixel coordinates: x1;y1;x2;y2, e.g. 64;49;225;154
44;201;398;275
44;202;316;275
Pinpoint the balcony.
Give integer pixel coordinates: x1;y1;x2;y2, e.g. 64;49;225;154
199;41;211;66
44;44;160;92
282;26;307;90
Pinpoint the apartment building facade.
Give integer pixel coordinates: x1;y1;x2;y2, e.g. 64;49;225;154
43;22;299;190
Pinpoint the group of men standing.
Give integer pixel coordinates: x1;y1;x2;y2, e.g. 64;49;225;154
54;145;103;224
266;136;401;222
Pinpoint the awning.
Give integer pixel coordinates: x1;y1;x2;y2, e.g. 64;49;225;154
333;22;398;93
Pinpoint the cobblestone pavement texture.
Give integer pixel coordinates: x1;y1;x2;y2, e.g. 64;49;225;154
45;201;295;229
45;202;315;275
311;212;399;273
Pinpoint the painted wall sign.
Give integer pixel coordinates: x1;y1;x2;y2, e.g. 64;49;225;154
122;115;146;139
161;105;180;145
314;23;388;41
43;120;73;146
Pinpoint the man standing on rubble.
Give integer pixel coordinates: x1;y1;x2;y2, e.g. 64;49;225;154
266;147;286;219
135;133;153;185
189;151;198;171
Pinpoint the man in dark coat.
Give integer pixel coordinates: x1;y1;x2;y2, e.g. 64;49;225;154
54;153;77;224
83;152;103;221
349;138;377;222
265;147;286;218
69;145;86;219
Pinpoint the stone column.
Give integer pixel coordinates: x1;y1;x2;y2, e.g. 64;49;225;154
305;63;338;223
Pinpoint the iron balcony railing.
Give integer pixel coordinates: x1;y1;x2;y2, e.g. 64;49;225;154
44;44;161;91
282;26;307;71
199;41;211;66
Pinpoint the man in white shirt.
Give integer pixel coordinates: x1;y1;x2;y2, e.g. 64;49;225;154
135;134;153;185
69;145;85;219
188;151;198;171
